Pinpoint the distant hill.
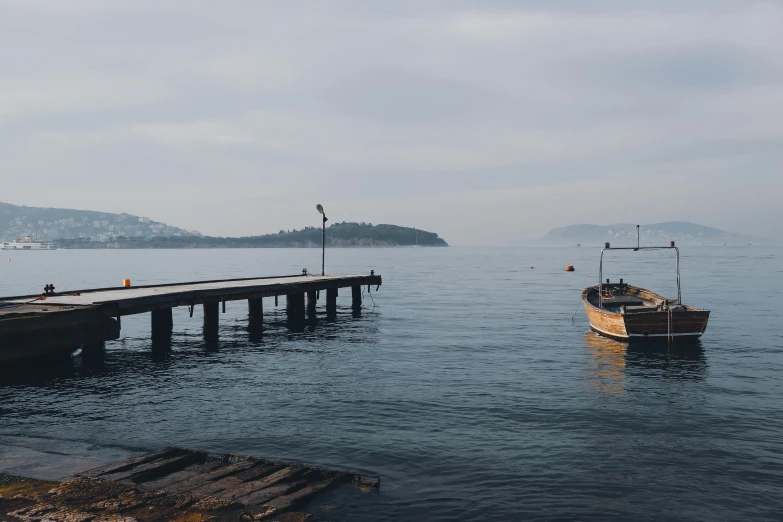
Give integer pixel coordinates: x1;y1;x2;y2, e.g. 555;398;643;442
56;222;448;248
537;222;769;246
0;201;199;241
1;201;446;248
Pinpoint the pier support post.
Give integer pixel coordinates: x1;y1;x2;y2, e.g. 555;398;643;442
307;291;317;316
286;293;305;331
248;298;263;322
326;288;338;318
203;302;219;339
248;297;263;338
151;308;173;339
352;285;362;308
286;293;305;317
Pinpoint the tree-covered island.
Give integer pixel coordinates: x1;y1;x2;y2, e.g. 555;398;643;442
55;222;448;249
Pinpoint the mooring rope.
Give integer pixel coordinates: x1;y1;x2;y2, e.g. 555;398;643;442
571;299;582;323
363;286;377;308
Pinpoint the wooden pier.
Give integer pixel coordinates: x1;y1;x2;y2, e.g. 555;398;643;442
0;273;382;363
2;447;379;521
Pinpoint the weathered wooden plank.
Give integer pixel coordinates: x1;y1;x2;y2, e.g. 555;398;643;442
216;463;283;484
159;459;260;494
99;451;205;482
136;460;226;491
80;448;183;478
264;476;349;511
216;467;302;501
186;463;285;497
235;475;315;506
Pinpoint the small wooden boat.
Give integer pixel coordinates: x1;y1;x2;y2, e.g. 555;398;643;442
582;236;709;342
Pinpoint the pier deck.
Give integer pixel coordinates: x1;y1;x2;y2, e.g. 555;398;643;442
0;272;382;363
1;273;380;313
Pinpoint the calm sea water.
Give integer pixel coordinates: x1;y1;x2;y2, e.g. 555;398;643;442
0;247;781;521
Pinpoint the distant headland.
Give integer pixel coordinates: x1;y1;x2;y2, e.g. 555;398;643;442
57;222;448;248
0;201;447;248
534;221;773;246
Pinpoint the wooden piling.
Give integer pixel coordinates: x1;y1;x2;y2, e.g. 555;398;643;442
286;293;305;332
203;302;219;336
286;293;305;317
248;298;263;335
325;288;337;318
248;298;263;321
352;285;362;307
151;308;173;338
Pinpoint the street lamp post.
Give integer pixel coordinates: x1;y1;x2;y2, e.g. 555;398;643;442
316;204;328;276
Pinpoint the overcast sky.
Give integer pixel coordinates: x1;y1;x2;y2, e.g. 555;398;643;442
1;1;780;244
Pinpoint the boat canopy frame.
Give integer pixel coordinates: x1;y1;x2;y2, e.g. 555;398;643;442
598;245;681;309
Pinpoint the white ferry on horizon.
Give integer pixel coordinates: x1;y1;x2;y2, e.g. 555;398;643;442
1;237;58;250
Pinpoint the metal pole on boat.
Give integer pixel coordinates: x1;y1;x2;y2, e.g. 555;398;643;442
599;245;607;309
675;245;681;305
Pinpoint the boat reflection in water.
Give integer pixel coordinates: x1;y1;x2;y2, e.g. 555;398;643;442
584;331;628;396
584;331;707;394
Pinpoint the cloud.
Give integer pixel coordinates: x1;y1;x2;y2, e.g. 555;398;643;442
0;0;780;241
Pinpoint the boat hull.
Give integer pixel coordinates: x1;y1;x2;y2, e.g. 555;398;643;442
582;286;709;342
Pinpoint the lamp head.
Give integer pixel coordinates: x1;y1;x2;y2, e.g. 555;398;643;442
316;204;324;214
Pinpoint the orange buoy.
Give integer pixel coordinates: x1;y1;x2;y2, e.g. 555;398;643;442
565;266;575;272
123;279;131;287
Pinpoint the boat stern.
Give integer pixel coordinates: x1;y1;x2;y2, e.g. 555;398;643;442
623;309;710;340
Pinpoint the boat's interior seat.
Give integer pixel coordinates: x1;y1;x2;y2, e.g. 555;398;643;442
601;295;645;306
622;305;656;313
